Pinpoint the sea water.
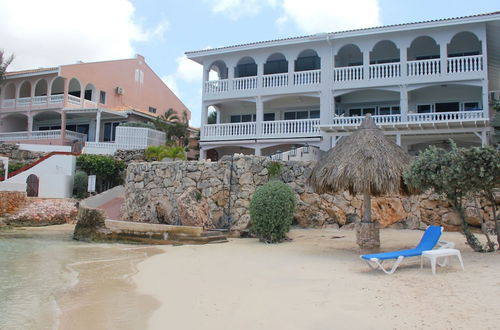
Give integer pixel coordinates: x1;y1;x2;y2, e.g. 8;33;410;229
0;225;161;330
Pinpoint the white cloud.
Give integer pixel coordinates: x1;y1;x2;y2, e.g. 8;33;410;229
278;0;381;34
0;0;167;70
162;75;180;96
207;0;277;20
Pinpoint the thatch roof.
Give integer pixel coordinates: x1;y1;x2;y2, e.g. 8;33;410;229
309;114;413;196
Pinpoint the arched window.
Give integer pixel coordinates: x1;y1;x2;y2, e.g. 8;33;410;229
68;78;81;97
208;60;228;80
335;44;363;67
370;40;399;64
35;79;48;96
84;83;96;102
3;83;16;99
295;49;320;71
407;36;440;61
19;81;31;98
235;57;257;78
51;77;64;95
448;31;481;57
264;53;288;74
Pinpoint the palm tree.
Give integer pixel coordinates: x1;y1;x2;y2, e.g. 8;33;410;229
0;50;14;82
309;114;414;249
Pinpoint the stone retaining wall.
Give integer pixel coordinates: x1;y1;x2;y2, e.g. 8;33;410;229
0;191;27;216
0;144;45;164
122;155;498;234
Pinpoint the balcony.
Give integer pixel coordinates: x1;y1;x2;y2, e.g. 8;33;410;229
323;110;488;133
0;95;97;112
0;129;87;144
201;119;320;141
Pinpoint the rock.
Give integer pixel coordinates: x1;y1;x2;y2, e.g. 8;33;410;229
177;187;213;229
464;207;481;227
442;212;462;227
156;198;175;225
371;198;408;228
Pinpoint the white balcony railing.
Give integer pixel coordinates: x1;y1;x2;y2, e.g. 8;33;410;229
203;122;256;139
263;73;288;88
50;94;64;104
233;76;258;90
33;96;48;105
0;130;86;142
447;55;483;73
334;66;363;82
407;58;441;76
67;95;82;106
369;62;400;79
261;119;320;137
331;111;485;126
205;79;229;94
1;99;15;108
17;97;31;107
294;70;321;85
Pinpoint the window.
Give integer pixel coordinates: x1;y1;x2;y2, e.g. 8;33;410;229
99;91;106;104
148;107;157;114
417;104;432;113
103;122;120;142
284;109;320;120
230;114;256;123
435;102;459;113
264;113;275;121
379;106;400;115
463;102;480;111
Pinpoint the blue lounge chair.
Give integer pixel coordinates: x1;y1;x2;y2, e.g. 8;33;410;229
360;226;452;274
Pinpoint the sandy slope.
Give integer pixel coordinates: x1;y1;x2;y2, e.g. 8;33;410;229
134;228;500;330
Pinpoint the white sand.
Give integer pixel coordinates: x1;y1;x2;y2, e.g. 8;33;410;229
134;228;500;330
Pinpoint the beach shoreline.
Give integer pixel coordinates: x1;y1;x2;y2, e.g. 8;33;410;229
134;227;500;330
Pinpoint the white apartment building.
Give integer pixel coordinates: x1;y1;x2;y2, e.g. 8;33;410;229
187;12;500;160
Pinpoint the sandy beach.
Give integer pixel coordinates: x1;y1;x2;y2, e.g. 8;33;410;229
134;227;500;330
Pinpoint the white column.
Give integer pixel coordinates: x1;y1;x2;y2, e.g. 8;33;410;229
400;85;408;121
61;111;67;142
320;91;332;126
481;129;488;146
363;49;370;79
254;146;262;156
400;44;407;78
27;114;33;132
439;40;447;76
255;96;263;138
199;147;207;160
95;110;101;142
395;134;401;146
216;108;221;124
482;80;489;118
201;104;209;140
288;55;295;85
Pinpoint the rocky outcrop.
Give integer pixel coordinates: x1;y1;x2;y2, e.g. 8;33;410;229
113;149;146;163
122;155;499;235
0;144;45;164
0;191;27;216
177;187;213;229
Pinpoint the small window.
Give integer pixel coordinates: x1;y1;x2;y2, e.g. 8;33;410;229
148;107;157;114
463;102;480;111
417;104;432;113
435;102;459;113
296;111;309;120
284;112;296;120
230;115;241;123
99;91;106;104
391;106;400;114
349;108;362;116
379;107;391;115
310;110;320;119
241;114;253;122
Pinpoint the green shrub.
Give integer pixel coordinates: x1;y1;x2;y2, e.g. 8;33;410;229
266;161;283;180
0;162;29;177
73;171;88;199
76;154;126;192
145;145;186;161
249;181;297;243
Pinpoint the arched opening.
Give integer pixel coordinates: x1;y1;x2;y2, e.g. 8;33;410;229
84;83;96;102
448;31;482;57
68;78;81;98
334;89;400;117
35;79;48;96
212;100;256;124
234;57;257;78
208;60;228;80
26;174;39;197
295;49;320;71
407;36;440;61
0;113;28;132
19;81;31;98
370;40;399;64
33;111;62;131
409;84;482;113
264;53;288;75
51;77;64;95
3;83;16;99
335;44;363;67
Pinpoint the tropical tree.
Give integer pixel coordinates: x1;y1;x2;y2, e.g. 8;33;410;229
309;114;413;249
404;141;499;252
153;108;190;147
207;111;217;124
0;50;14;82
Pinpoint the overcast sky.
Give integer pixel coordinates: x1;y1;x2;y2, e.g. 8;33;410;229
1;0;498;127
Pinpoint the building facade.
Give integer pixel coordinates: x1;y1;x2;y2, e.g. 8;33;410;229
0;55;190;151
187;12;500;160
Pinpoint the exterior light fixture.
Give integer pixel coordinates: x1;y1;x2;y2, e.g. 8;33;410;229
290;145;297;157
303;143;310;154
276;150;282;160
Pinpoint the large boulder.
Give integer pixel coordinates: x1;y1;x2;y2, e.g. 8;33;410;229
371;197;408;228
177;187;213;229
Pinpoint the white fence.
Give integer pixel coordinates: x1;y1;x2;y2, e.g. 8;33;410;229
0;130;86;142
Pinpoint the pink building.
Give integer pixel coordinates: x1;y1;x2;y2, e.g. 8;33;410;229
0;55;189;150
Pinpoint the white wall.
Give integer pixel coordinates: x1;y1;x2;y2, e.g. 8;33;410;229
3;154;76;198
19;144;72;152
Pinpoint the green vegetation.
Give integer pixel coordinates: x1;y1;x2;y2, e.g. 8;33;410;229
73;171;88;199
153;108;190;147
144;145;186;161
404;141;500;251
0;50;14;82
119;122;155;129
0;162;29;177
76;154;126;192
249;181;297;243
266;161;283;180
207;111;217;124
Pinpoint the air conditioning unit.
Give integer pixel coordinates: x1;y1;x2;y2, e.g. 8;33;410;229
116;87;124;95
